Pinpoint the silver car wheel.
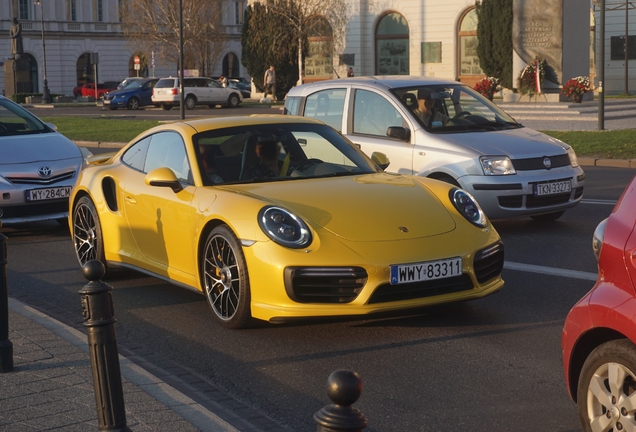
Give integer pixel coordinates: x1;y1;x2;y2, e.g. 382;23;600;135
202;226;251;328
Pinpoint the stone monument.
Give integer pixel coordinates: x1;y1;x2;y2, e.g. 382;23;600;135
512;0;590;100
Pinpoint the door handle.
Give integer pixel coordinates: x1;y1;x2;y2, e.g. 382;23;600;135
418;151;426;156
124;195;136;204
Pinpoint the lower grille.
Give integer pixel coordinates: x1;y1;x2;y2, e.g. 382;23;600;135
284;267;367;303
367;274;473;304
0;200;68;218
498;195;523;208
474;242;504;284
526;192;570;208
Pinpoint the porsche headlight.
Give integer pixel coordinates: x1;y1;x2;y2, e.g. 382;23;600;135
258;206;312;248
567;147;579;168
480;156;516;175
450;188;487;228
592;218;607;261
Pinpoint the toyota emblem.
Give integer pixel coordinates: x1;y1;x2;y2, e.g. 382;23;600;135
543;157;552;169
37;166;52;177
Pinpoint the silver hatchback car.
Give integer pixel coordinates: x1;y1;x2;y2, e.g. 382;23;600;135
285;77;584;220
0;95;86;224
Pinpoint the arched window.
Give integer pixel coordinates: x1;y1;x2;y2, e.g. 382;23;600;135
375;12;409;75
457;8;484;86
305;16;333;82
76;53;95;86
222;53;240;78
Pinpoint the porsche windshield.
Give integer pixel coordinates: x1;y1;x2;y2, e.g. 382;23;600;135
0;98;50;137
194;123;381;186
393;84;521;133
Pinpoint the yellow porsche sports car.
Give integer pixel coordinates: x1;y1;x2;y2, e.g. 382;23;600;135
70;115;504;328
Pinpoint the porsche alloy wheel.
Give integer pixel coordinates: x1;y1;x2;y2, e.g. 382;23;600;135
72;196;106;269
577;339;636;432
202;226;251;329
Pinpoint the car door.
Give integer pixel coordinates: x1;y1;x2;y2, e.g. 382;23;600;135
139;80;157;106
121;131;196;277
345;88;415;175
207;79;224;104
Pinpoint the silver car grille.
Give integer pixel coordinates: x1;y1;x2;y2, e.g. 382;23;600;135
5;171;76;185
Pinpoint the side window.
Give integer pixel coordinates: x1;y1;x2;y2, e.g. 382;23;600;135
144;132;192;184
208;80;221;88
284;96;300;115
353;90;406;137
303;89;346;132
122;136;151;171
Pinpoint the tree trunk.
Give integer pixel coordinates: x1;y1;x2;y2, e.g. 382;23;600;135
298;36;303;85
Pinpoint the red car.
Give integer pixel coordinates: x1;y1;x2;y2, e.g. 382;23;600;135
562;175;636;431
73;82;117;98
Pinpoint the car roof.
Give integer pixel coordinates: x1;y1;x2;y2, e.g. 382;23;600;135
288;76;468;94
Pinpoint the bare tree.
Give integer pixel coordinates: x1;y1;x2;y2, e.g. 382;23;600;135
120;0;227;76
265;0;348;85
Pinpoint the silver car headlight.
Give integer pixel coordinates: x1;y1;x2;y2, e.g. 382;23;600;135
480;156;516;175
592;218;607;260
258;206;312;248
567;147;579;168
450;188;487;228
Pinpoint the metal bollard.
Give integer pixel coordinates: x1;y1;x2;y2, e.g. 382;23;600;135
314;370;368;432
79;260;130;432
0;224;14;373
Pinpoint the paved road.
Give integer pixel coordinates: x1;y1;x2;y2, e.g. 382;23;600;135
2;166;634;431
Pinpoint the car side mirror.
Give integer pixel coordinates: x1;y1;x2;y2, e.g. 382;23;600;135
371;152;390;171
145;167;183;193
386;126;410;142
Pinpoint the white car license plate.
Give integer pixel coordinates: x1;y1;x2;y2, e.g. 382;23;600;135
390;257;462;285
103;99;111;104
25;186;72;202
534;180;572;196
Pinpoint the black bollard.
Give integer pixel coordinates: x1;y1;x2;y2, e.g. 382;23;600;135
80;260;130;432
314;370;368;432
0;225;14;373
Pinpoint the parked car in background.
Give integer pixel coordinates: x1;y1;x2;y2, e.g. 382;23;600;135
285;77;585;220
75;82;118;99
228;78;250;98
151;77;243;110
103;78;158;110
562;175;636;432
69;115;504;329
0;95;88;224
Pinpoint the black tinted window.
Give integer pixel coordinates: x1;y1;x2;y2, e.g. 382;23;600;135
155;79;176;89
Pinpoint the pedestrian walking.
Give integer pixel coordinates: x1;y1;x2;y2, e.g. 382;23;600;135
263;65;277;102
219;75;228;87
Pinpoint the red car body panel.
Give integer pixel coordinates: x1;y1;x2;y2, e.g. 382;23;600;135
77;83;116;97
562;175;636;400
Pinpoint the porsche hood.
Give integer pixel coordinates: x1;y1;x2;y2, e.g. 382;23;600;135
235;174;457;242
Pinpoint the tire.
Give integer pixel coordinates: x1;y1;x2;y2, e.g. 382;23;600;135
530;210;565;222
127;97;140;110
227;93;240;108
577;339;636;432
161;104;173;111
201;225;252;329
185;95;196;110
72;196;107;270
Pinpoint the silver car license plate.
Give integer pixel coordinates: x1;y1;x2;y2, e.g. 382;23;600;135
390;257;462;285
25;186;72;202
534;180;572;196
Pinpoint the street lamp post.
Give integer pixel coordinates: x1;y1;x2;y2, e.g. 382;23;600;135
34;0;51;103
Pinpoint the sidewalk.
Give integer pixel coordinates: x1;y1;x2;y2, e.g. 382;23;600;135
0;298;285;431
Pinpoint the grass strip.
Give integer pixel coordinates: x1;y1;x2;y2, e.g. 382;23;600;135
40;116;161;143
542;130;636;159
38;116;636;159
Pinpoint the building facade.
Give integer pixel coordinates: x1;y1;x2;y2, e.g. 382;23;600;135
0;0;248;96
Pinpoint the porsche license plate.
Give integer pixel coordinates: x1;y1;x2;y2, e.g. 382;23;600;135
25;186;72;202
534;180;571;196
390;257;462;285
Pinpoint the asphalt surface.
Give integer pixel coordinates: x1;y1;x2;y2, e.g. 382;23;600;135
1;166;633;431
